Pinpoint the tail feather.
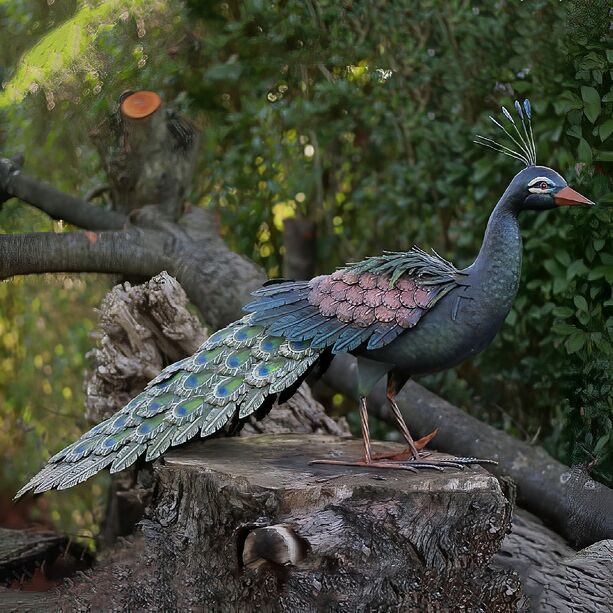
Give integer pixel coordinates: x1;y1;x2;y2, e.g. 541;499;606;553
16;315;322;498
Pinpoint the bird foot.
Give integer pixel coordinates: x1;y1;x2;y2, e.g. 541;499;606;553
369;428;439;461
371;448;431;461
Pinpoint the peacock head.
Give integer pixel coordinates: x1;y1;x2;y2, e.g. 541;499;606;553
474;99;594;212
509;165;593;212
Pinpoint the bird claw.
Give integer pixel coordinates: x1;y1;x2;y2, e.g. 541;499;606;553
389;456;498;470
310;455;497;473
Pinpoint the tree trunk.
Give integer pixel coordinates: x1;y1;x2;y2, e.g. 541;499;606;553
91;90;199;219
52;434;520;611
282;217;317;280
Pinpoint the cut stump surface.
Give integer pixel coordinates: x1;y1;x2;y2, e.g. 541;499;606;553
58;434;521;611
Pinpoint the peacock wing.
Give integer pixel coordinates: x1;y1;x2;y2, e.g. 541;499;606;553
246;247;463;353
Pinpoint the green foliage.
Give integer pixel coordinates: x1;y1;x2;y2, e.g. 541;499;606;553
0;203;108;539
0;0;611;539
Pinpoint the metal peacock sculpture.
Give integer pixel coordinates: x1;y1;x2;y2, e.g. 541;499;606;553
16;100;593;497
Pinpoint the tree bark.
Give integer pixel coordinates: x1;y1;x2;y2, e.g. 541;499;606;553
493;510;613;612
50;434;520;611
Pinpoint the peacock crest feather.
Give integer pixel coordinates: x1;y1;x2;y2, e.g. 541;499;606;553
474;99;537;167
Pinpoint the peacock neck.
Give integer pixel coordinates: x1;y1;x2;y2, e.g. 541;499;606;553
469;195;522;309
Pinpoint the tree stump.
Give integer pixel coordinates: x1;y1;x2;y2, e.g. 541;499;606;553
59;434;520;611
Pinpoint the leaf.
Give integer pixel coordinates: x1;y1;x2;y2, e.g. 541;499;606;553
578;138;592;164
599;119;613;142
566;260;588;281
544;259;563;276
565;332;586;354
573;295;588;312
581;86;601;104
553;276;568;294
552;306;574;319
581;86;601;123
551;322;577;336
594;433;610;454
577;311;590;326
594;151;613;162
555;251;571;267
553;91;583;115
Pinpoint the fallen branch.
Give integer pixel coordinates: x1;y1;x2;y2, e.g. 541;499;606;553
0;157;126;230
493;510;613;611
0;206;265;330
0;230;171;280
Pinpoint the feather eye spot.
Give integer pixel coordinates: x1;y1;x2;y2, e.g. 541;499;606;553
113;415;128;429
260;336;283;352
289;340;310;351
207;328;232;345
174;398;203;418
228;356;240;368
103;437;116;448
214;376;244;398
234;325;264;342
258;365;270;377
137;422;152;435
185;374;199;389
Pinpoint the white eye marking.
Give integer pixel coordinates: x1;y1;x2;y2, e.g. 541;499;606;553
528;176;554;187
528;176;556;194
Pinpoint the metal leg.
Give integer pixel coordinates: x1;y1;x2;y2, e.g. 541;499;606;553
359;396;372;464
386;386;420;460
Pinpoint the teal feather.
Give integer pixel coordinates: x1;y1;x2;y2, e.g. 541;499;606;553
110;442;146;473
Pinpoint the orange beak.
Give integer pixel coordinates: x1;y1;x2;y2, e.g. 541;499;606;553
554;186;594;207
